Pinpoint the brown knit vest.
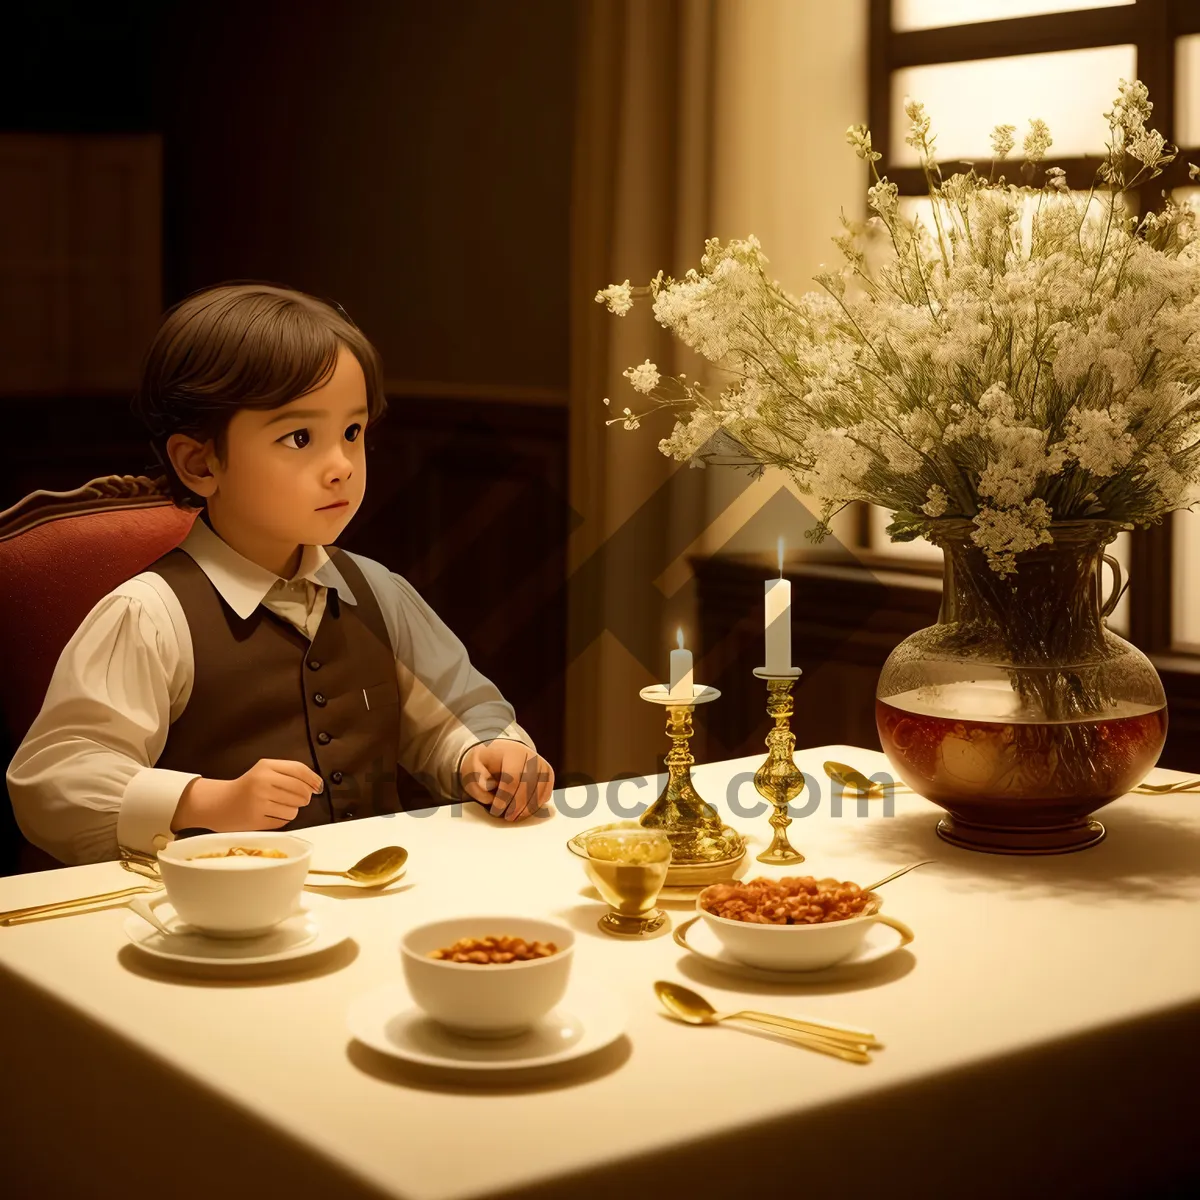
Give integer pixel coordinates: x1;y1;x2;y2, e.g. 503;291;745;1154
148;545;409;827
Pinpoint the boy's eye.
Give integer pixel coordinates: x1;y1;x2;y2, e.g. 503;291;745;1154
279;424;362;449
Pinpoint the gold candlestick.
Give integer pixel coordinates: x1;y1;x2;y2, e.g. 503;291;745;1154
752;666;805;865
638;684;746;885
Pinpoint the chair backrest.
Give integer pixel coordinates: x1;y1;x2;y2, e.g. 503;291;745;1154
0;474;198;871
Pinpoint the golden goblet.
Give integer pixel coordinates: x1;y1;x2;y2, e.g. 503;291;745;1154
582;827;672;937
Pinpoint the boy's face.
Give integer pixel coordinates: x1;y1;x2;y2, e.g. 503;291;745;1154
167;345;369;570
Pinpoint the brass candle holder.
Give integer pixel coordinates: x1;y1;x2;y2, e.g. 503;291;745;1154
752;666;806;865
637;683;747;886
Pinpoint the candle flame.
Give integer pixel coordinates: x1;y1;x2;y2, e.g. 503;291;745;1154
777;535;784;578
676;626;685;650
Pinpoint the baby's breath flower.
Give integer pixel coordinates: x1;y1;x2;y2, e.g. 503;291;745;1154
1129;128;1167;167
922;484;950;517
867;178;899;218
596;83;1200;575
595;281;633;315
623;359;661;395
1111;78;1152;135
845;124;880;163
814;269;846;298
990;124;1016;160
903;100;932;154
1045;166;1068;193
1023;119;1053;163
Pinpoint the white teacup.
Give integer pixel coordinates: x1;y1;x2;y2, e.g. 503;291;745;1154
155;833;312;938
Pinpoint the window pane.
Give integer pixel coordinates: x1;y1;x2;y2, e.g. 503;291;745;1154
1177;35;1200;148
894;0;1132;31
1174;510;1200;649
891;45;1136;166
1172;186;1200;210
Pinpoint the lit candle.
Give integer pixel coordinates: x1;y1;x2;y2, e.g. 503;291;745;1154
669;626;694;698
764;536;792;672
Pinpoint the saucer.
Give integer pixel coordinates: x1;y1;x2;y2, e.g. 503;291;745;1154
673;914;910;982
347;979;626;1071
123;892;347;966
657;883;717;902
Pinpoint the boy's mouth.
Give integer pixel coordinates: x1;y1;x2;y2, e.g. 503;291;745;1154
317;500;349;510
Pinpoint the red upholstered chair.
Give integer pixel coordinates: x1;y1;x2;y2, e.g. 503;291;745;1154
0;475;198;873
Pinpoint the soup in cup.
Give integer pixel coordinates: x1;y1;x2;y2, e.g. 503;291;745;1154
400;915;575;1037
156;833;312;938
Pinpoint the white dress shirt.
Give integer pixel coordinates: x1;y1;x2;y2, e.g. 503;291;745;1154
6;516;534;865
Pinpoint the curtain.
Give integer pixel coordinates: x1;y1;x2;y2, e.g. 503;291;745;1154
565;0;716;790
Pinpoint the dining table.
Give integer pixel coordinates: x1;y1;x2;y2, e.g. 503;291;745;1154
2;743;1199;1200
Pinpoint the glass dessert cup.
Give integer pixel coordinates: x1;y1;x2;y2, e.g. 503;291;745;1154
582;828;672;936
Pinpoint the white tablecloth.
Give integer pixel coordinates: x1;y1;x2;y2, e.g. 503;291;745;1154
2;745;1199;1200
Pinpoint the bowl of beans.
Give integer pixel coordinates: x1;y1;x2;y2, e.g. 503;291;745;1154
696;876;891;971
400;916;575;1037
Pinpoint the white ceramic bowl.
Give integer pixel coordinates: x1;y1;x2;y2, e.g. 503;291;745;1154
400;916;575;1038
696;887;898;971
157;832;312;938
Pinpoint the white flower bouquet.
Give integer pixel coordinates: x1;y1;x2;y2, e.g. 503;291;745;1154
596;80;1200;577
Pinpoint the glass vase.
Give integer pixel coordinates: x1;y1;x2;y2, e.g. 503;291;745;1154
875;519;1167;854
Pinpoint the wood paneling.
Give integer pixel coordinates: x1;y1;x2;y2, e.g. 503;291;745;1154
0;134;161;395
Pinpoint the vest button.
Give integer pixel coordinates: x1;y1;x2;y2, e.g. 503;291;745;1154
317;732;331;745
331;770;344;784
308;659;321;670
314;693;327;706
339;808;356;820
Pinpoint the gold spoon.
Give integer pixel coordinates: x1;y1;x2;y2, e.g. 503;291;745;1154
1131;778;1200;793
826;757;1193;798
862;860;936;892
305;845;408;886
653;981;877;1063
0;884;164;925
823;760;910;798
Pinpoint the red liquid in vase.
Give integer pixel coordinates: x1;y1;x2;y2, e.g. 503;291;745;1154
876;683;1167;850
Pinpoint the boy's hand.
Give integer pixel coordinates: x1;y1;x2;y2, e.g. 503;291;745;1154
172;759;324;832
459;741;554;822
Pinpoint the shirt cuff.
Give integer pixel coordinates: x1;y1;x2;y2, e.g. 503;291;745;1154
116;767;202;855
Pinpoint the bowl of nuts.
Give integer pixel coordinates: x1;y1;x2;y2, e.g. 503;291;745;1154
400;916;575;1037
696;876;906;971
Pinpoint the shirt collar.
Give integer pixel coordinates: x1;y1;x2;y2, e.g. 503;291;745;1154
178;512;359;621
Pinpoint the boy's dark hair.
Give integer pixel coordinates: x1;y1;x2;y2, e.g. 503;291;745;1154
132;282;388;509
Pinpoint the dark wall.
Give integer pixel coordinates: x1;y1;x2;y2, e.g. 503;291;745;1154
2;0;576;390
155;0;576;387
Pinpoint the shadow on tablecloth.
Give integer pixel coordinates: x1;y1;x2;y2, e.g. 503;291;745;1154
115;936;361;985
846;803;1200;902
345;1030;633;1094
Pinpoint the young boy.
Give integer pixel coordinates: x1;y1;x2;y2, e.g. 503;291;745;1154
6;283;554;866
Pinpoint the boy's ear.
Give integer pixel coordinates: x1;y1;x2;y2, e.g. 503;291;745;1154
165;433;220;499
